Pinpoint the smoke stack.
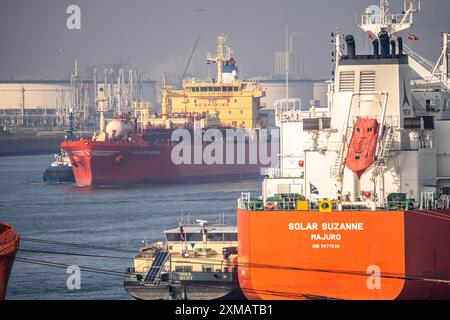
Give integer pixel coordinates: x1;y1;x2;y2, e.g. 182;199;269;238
379;31;390;58
372;39;380;59
345;35;356;59
390;40;397;57
397;36;404;56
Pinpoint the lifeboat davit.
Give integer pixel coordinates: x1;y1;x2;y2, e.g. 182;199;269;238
345;118;379;178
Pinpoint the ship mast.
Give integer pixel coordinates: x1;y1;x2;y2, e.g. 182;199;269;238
207;35;232;84
97;87;107;133
359;0;420;38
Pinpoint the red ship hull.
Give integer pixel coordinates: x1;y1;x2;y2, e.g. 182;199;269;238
61;139;263;187
237;209;450;300
0;222;20;300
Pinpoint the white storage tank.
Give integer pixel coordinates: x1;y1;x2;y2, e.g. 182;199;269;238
106;119;133;139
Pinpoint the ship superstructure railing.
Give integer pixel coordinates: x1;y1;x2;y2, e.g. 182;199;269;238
263;168;283;179
361;13;413;28
274;99;329;125
183;79;259;86
238;192;450;212
420;192;450;210
276;110;330;125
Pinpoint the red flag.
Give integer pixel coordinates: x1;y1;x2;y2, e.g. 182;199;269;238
408;34;419;41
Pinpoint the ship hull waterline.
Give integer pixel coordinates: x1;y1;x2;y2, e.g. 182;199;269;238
237;209;450;300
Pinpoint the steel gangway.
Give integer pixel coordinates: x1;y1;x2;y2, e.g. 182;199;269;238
143;251;170;284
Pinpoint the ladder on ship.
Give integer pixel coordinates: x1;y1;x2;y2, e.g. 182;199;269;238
372;125;395;178
239;192;251;209
144;251;170;284
330;123;353;180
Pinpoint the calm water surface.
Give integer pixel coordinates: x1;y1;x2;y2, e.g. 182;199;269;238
0;154;261;300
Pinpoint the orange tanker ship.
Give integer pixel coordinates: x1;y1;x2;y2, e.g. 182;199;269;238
237;0;450;300
238;209;450;300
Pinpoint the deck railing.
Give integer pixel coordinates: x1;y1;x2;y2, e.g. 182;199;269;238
238;192;450;212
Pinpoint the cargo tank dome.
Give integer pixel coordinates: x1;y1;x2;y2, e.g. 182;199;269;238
105;119;133;139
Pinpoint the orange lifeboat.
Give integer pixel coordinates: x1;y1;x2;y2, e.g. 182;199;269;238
345;118;379;178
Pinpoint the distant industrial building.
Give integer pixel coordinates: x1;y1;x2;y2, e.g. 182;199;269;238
274;51;303;80
272;31;309;81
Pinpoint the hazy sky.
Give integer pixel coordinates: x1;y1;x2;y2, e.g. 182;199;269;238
1;0;449;81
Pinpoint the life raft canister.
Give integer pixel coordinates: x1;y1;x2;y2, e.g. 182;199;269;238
319;200;333;212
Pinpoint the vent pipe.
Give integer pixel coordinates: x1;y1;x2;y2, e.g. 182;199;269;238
345;35;356;59
379;31;390;58
390;40;397;57
372;39;380;59
397;36;404;56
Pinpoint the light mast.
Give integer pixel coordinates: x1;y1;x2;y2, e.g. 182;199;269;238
207;35;232;84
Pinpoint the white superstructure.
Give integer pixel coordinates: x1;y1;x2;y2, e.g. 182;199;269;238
261;0;450;210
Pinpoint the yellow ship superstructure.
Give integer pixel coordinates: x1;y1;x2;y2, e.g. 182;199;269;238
157;35;264;129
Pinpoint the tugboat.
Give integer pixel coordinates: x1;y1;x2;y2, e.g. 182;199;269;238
42;150;75;184
43;110;76;184
124;214;243;300
0;222;20;300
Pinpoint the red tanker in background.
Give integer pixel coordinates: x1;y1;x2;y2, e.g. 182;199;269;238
61;117;264;187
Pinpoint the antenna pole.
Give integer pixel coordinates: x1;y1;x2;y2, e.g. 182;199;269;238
444;32;449;84
380;0;388;27
285;25;289;100
180;34;201;88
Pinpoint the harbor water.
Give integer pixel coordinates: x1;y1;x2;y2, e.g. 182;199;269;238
0;154;261;299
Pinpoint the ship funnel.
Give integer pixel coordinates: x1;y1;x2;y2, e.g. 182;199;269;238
397;36;404;56
379;31;390;58
345;35;356;59
372;39;380;59
390;40;397;57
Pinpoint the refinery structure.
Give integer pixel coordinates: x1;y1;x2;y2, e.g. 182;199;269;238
0;63;156;132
